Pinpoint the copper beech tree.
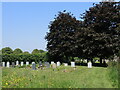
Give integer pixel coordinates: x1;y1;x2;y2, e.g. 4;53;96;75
45;2;120;63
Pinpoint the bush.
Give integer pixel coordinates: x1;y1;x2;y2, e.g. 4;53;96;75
2;53;47;63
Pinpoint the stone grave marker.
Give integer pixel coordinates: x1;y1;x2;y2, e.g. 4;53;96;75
2;62;5;67
39;61;42;67
57;61;60;66
64;63;68;66
16;61;18;65
21;62;24;66
12;62;15;67
71;62;75;67
6;62;10;67
26;61;29;66
32;62;36;70
51;61;54;65
84;59;87;63
38;61;44;69
45;62;50;68
95;60;98;63
105;59;109;63
52;63;57;71
88;62;92;68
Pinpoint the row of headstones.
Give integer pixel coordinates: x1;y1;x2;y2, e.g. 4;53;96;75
2;61;92;68
80;59;110;63
2;61;29;67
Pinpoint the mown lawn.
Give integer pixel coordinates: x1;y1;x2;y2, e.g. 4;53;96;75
2;66;117;88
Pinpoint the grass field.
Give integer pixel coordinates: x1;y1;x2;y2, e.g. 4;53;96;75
2;66;117;88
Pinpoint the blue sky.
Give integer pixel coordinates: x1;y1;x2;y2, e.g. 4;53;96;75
2;2;97;53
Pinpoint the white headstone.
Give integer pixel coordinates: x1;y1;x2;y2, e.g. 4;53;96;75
6;62;10;67
64;63;68;66
21;62;24;66
26;61;29;66
71;62;75;67
88;62;92;68
16;61;19;66
96;60;98;62
51;61;54;65
2;62;5;67
32;62;35;64
84;59;87;63
57;61;60;66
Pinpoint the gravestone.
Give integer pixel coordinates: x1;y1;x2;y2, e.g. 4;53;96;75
2;62;5;67
95;60;99;63
6;62;10;67
88;62;92;68
21;62;24;66
71;62;75;67
57;61;60;66
26;61;29;66
32;62;36;70
84;59;87;63
39;61;42;67
51;61;54;65
16;61;19;66
12;62;15;67
45;62;50;68
105;59;108;63
38;61;44;69
114;55;119;62
64;63;68;66
52;63;57;71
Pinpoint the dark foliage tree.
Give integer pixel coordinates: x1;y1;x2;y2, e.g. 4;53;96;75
13;48;23;54
2;47;13;54
80;2;120;63
45;11;80;62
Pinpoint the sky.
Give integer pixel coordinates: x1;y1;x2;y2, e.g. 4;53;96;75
2;2;98;53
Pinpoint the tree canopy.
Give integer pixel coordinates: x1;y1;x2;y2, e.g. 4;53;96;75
45;2;120;63
45;11;80;62
80;2;120;62
32;49;40;54
13;48;23;54
2;47;13;54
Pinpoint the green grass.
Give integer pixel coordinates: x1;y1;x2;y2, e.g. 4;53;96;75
2;66;117;88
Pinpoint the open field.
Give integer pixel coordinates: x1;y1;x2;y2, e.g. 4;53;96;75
2;66;117;88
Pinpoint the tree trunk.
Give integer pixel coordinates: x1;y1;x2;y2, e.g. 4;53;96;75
100;58;102;64
91;59;93;63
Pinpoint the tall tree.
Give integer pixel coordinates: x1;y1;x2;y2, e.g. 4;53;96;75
2;47;13;54
80;2;120;63
45;11;79;62
13;48;23;54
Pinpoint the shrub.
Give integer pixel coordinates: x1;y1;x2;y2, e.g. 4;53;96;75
2;53;47;63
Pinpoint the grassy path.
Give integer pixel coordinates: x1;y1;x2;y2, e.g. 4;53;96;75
2;66;115;88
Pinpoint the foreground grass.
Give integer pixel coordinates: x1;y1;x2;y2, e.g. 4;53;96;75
2;66;116;88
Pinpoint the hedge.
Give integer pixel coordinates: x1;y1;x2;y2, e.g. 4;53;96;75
1;52;48;63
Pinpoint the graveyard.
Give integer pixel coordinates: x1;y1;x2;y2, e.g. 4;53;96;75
2;64;115;88
1;60;118;88
1;1;120;89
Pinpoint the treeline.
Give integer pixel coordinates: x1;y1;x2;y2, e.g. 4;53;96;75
1;47;48;63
